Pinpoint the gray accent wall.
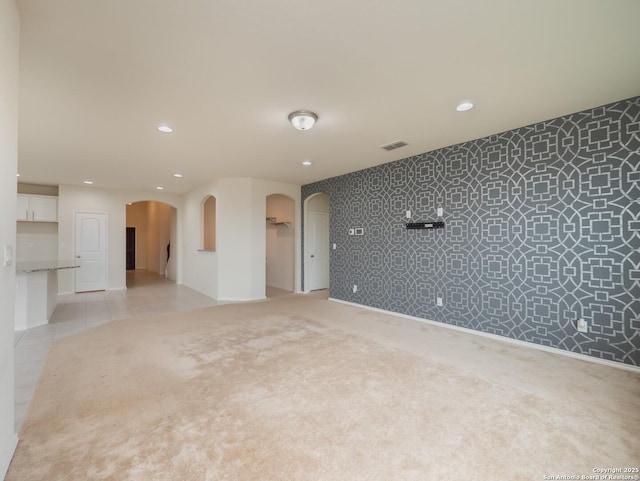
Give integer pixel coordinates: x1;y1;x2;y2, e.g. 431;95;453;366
302;96;640;366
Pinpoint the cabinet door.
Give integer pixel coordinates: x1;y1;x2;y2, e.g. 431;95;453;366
31;195;58;222
17;194;29;221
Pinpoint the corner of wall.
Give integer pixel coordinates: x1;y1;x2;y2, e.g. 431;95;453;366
0;0;20;476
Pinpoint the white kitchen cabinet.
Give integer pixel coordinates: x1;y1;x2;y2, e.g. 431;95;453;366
16;195;29;221
16;194;58;222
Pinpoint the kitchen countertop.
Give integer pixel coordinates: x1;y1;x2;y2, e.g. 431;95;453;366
16;261;81;273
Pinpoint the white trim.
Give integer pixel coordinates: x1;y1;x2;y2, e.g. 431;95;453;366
0;433;18;480
330;298;640;373
217;296;267;302
59;287;125;296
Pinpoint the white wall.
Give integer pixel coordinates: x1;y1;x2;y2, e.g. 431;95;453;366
16;222;58;262
181;177;301;301
181;181;219;299
57;185;182;293
54;177;301;302
0;0;20;476
216;178;255;300
266;194;295;291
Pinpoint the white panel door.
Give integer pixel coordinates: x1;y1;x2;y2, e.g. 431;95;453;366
75;212;107;292
308;212;329;291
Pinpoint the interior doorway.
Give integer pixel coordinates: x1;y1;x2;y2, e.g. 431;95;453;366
126;227;136;270
304;193;330;292
125;201;177;287
265;194;295;298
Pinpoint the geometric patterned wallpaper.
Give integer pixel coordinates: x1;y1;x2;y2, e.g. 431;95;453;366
302;96;640;366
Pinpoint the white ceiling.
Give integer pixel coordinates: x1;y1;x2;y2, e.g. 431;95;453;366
16;0;640;194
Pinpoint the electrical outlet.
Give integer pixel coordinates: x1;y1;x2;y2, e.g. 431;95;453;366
348;228;355;235
437;207;443;217
354;227;364;236
576;318;588;333
437;297;443;307
332;243;336;250
352;284;358;293
406;210;411;219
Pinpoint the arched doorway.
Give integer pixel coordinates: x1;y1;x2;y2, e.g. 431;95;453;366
266;194;295;297
303;193;330;292
125;200;177;287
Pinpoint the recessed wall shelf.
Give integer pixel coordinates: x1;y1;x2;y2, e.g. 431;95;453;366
266;217;292;228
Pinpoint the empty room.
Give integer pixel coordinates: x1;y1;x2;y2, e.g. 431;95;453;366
1;0;639;480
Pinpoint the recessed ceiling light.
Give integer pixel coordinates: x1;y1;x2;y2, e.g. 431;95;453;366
158;125;173;133
172;173;183;178
156;186;164;190
302;160;313;166
83;180;93;185
456;102;474;112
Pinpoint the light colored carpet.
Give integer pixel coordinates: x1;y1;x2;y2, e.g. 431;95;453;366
7;294;640;480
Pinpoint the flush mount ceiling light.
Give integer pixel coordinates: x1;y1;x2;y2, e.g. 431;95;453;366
301;160;313;166
156;186;164;190
172;173;183;178
456;102;474;112
288;110;318;131
83;180;93;185
158;125;173;133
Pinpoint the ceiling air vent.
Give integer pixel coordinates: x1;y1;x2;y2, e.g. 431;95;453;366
380;140;408;151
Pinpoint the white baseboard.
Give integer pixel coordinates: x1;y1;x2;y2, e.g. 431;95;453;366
0;433;18;480
59;287;126;296
330;298;640;373
217;296;267;302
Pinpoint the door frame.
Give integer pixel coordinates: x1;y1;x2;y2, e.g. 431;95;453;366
74;211;109;292
303;193;330;293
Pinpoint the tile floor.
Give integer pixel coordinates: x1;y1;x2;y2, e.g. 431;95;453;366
13;271;293;431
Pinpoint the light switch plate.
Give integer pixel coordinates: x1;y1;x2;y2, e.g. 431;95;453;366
4;244;13;267
437;207;443;217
